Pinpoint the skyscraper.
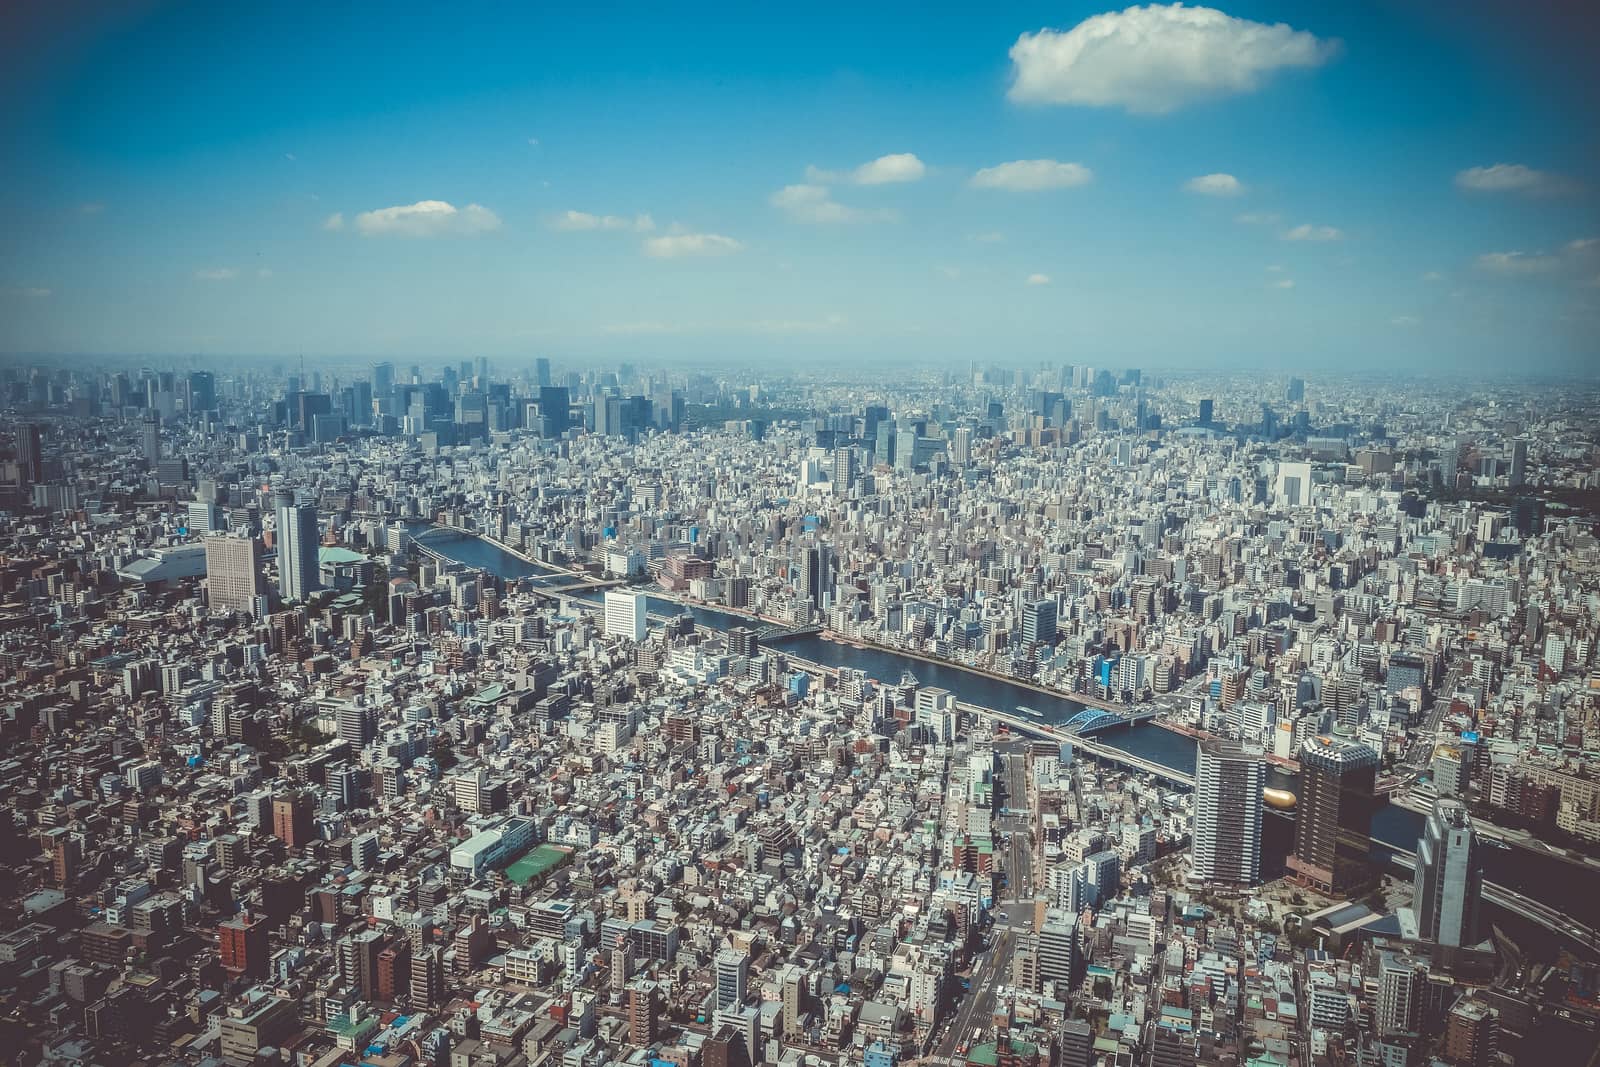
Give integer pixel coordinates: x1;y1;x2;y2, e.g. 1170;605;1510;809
1412;798;1483;949
1021;599;1057;647
15;422;43;486
274;490;320;602
1507;438;1527;487
535;356;552;388
141;411;162;464
1191;739;1265;887
1289;734;1379;893
800;544;834;609
605;590;648;643
204;534;262;615
1197;398;1214;426
187;370;216;414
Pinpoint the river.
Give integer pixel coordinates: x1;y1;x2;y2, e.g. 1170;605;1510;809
411;526;1600;942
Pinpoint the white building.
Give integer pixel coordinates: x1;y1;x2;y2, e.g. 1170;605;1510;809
605;589;648;643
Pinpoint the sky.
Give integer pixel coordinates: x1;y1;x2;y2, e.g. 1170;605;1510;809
1;1;1597;375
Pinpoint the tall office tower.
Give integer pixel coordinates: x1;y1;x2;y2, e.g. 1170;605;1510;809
1437;437;1460;484
951;425;972;466
535;357;552;388
372;361;395;403
274;490;321;603
538;386;570;437
1197;398;1214;425
15;422;43;486
895;428;917;472
831;447;856;490
874;419;896;466
715;949;749;1011
1507;438;1527;487
1288;734;1379;893
204;535;263;615
141;410;162;463
605;590;648;643
1286;376;1305;403
187;370;217;413
1021;599;1057;646
1413;798;1483;949
1191;739;1265;887
800;544;834;609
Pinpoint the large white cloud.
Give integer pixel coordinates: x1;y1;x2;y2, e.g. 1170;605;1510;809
770;184;896;223
194;268;238;281
970;159;1093;191
806;152;927;185
353;200;501;237
1008;4;1338;114
642;232;743;258
1455;163;1572;196
1184;173;1244;196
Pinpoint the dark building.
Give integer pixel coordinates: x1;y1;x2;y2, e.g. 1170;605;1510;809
1288;733;1379;894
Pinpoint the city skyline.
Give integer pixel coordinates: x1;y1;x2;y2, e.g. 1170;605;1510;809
3;2;1598;374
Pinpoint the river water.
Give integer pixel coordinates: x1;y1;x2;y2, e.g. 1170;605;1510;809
413;527;1600;939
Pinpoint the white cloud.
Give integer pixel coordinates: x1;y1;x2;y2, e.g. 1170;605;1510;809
527;137;540;146
1566;237;1598;255
1475;251;1562;274
551;210;654;232
284;152;297;162
1235;212;1279;225
971;231;1006;243
642;232;743;258
770;184;896;224
1185;173;1244;196
1421;271;1443;282
1008;4;1338;114
1391;315;1421;327
1265;264;1285;273
1283;223;1342;241
1268;278;1295;289
194;268;238;281
1454;163;1573;196
3;286;51;298
322;212;345;231
79;202;105;215
1026;273;1052;286
808;152;927;185
938;265;961;279
352;200;501;237
970;159;1093;191
257;268;273;279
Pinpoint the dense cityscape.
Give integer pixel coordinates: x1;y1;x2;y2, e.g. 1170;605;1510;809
5;2;1599;1065
0;358;1597;1067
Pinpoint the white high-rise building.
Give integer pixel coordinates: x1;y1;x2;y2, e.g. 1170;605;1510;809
1191;739;1264;887
1413;798;1482;948
605;589;648;643
274;490;320;603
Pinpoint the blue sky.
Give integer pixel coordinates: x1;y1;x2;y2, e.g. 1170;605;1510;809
1;1;1596;374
